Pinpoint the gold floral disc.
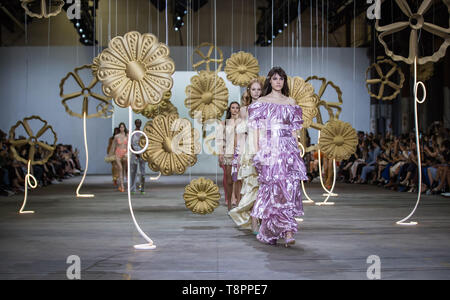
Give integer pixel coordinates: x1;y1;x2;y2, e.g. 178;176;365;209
225;51;260;87
184;177;220;215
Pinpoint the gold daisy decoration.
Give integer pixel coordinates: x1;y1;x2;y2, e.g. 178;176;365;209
141;114;200;175
318;120;358;161
225;51;260;87
138;91;178;119
185;71;229;123
184;177;220;215
21;0;64;19
97;31;175;112
287;76;319;128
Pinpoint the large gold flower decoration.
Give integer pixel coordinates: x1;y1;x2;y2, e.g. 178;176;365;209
141;114;200;175
318;120;358;161
192;43;224;73
21;0;64;18
287;76;319;128
9;116;57;165
366;58;405;101
184;177;220;215
60;64;112;119
97;31;175;112
185;71;229;123
225;51;260;87
375;0;450;65
138;91;178;119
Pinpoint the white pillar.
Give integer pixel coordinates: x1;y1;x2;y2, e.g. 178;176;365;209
444;86;450;129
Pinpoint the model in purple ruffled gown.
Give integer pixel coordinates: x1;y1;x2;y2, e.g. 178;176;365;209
248;67;308;247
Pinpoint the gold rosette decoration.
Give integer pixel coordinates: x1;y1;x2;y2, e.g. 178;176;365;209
97;31;175;112
225;51;260;87
60;64;112;119
318;120;358;161
184;177;220;215
21;0;64;18
185;71;229;123
375;0;450;65
287;76;319;128
141;114;200;175
366;58;405;101
138;91;178;119
9;116;57;165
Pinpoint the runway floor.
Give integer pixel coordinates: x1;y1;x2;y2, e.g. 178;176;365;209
0;175;450;280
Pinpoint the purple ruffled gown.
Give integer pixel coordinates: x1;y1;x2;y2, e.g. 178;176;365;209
248;102;308;244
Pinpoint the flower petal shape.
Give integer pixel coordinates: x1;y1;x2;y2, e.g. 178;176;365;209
21;0;64;18
366;58;405;101
287;76;319;129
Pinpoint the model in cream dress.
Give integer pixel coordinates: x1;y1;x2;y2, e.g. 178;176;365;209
229;79;262;233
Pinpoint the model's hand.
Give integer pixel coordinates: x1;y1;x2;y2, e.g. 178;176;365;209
218;155;224;166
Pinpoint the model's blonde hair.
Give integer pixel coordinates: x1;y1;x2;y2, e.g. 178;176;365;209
241;78;264;107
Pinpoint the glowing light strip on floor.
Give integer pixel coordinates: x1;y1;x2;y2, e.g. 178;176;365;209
19;160;37;214
396;57;426;226
127;107;156;249
76;111;94;198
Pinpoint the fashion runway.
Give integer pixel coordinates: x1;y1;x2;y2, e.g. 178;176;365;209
0;175;449;280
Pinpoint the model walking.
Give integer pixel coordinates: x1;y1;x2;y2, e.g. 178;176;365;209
130;119;146;195
248;67;307;247
112;122;129;193
229;79;262;234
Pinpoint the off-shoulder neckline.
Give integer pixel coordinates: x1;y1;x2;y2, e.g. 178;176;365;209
253;101;297;107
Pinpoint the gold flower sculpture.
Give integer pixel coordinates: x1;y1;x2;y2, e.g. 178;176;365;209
366;58;405;101
21;0;65;18
185;71;229;123
225;51;260;87
287;76;320;128
318;120;358;161
141;114;200;176
9;116;57;165
375;0;450;65
91;55;100;78
192;43;224;73
184;177;220;215
97;31;175;112
138;91;178;119
306;76;344;128
60;64;112;119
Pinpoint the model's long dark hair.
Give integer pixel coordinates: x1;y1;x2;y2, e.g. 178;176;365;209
118;122;128;134
262;67;290;97
225;101;240;119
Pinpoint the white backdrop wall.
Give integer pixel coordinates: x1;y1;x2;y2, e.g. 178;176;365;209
0;46;369;174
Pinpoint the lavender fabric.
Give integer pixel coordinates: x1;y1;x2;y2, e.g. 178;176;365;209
248;102;308;244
